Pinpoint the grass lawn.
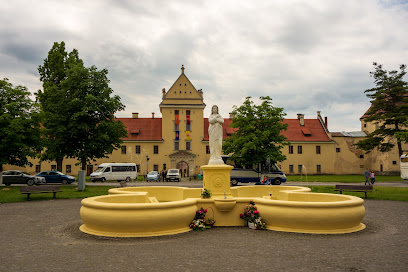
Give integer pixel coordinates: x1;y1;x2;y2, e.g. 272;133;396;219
308;186;408;202
286;175;404;182
0;185;114;203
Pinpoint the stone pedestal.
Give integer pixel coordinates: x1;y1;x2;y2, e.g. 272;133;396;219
201;164;233;198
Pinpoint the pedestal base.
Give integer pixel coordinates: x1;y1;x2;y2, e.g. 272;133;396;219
201;164;233;198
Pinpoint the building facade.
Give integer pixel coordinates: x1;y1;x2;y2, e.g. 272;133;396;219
7;66;407;176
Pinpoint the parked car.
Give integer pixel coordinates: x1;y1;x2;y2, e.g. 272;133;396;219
2;170;46;186
166;169;180;182
36;171;76;184
146;171;160;182
230;164;287;186
90;163;137;182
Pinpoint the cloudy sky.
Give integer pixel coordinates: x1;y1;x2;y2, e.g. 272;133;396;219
1;0;407;132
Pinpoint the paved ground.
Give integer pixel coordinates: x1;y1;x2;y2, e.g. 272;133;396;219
1;197;407;271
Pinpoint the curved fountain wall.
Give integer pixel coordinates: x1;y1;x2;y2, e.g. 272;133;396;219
79;185;366;237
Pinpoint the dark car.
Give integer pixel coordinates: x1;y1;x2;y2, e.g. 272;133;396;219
2;170;46;186
36;171;76;184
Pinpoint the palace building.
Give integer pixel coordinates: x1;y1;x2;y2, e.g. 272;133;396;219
9;66;406;176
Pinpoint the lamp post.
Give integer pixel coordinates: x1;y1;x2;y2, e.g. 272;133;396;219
146;155;150;175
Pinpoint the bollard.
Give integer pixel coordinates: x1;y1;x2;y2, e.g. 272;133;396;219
78;170;86;191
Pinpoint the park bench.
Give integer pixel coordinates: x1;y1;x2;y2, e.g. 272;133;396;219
20;185;62;201
334;184;373;199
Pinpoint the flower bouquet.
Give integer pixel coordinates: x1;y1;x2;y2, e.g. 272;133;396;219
239;201;266;230
201;188;212;198
204;207;215;227
189;207;215;230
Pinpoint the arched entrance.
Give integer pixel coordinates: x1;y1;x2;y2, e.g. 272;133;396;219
176;161;189;177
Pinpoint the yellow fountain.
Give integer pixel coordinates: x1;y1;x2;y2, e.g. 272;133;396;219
80;105;365;237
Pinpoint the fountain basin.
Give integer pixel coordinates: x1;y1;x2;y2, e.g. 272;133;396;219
80;194;197;237
213;198;237;211
255;192;365;234
79;185;366;237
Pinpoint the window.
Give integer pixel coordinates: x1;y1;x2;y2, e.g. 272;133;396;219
174;140;179;151
186;141;191;151
186;122;191;131
317;165;321;173
136;145;141;154
186;110;190;115
175;110;179;115
153;145;159;154
289;165;294;173
112;165;136;172
392;161;397;165
298;165;303;173
206;145;210;154
316;145;321;154
289;146;293;154
154;164;159;171
66;165;71;173
298;145;302;154
136;165;141;173
360;165;364;169
359;154;364;159
51;165;57;171
121;145;126;154
364;124;367;128
336;148;341;153
174;122;180;131
35;165;41;173
163;163;166;170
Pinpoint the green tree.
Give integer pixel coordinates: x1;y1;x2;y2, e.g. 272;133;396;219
222;96;288;171
61;64;127;170
395;119;408;152
38;41;127;171
355;62;408;157
37;41;84;171
0;78;42;185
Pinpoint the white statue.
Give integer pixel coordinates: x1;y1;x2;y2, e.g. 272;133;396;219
208;105;224;165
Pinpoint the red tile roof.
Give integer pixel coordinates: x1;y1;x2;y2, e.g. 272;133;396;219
118;118;162;141
118;117;331;142
282;119;331;142
203;118;237;141
203;118;331;142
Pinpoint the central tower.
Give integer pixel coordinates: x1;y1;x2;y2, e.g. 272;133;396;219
159;65;207;175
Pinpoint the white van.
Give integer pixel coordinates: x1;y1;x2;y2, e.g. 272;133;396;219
90;163;137;182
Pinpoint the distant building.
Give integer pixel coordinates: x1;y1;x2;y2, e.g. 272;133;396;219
8;66;407;176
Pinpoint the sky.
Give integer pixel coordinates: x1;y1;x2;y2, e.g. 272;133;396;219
1;0;407;132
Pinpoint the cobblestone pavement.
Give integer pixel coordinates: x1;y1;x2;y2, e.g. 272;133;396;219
1;198;407;271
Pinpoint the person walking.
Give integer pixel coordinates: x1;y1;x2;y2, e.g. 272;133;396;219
370;171;375;185
364;169;371;185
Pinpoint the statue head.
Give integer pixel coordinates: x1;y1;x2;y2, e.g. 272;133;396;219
211;105;219;115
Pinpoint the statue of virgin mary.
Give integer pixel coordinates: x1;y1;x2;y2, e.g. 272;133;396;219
208;105;224;165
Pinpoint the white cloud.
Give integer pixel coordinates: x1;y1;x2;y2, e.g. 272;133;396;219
1;0;407;132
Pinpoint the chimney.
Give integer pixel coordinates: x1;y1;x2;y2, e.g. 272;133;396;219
132;112;139;119
317;111;321;117
152;112;155;119
181;64;185;74
229;112;235;119
325;116;328;128
297;114;305;126
162;88;166;97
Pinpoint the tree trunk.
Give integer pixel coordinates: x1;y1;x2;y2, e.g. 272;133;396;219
397;141;403;157
0;164;3;186
81;157;87;171
56;157;63;172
